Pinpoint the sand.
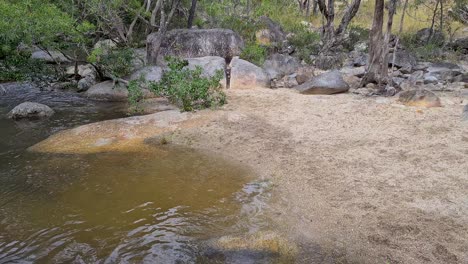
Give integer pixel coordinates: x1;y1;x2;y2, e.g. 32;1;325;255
31;87;468;263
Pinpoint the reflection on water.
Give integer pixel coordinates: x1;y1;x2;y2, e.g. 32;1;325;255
0;83;272;263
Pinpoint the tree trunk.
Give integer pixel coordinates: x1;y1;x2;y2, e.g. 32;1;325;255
361;0;385;86
187;0;197;28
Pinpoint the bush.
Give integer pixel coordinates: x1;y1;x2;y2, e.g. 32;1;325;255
345;25;370;51
0;53;53;83
87;47;135;79
240;43;268;66
288;29;321;63
149;57;226;111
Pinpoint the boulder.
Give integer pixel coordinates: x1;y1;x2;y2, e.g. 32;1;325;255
93;39;117;51
229;57;269;89
31;50;70;63
131;48;147;71
388;50;417;72
77;75;97;92
7;102;54;120
263;54;300;80
425;62;463;83
255;16;287;46
294;70;349;95
415;28;445;44
186;56;226;78
147;29;244;63
65;64;96;78
463;104;468;122
271;73;299;88
340;66;366;77
450;36;468;53
398;89;441;107
186;56;227;88
130;66;164;83
84;81;129;102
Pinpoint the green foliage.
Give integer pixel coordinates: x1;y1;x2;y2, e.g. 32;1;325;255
127;78;145;112
240;44;268;66
0;0;92;54
0;53;54;82
149;57;226;112
288;29;320;63
88;47;135;79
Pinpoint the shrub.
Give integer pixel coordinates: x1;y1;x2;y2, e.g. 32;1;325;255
0;53;53;83
149;57;226;111
288;29;321;63
240;43;268;66
88;47;135;79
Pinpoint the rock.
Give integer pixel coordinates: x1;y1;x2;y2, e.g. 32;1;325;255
294;70;349;95
77;75;97;92
186;56;227;88
229;57;269;89
271;74;299;88
453;73;468;83
315;53;346;70
31;50;70;63
204;231;297;263
415;28;445;45
255;16;287;46
295;74;309;85
414;62;431;71
263;54;300;80
450;36;468;53
66;64;96;78
423;74;439;84
7;102;54;120
343;74;361;89
131;48;147;71
93;39;117;53
85;81;129;102
425;62;462;83
340;66;366;77
463;104;468;121
354;42;368;52
388;50;417;71
351;87;372;96
130;66;164;83
147;29;244;63
186;56;226;78
351;52;368;67
408;70;424;85
398;89;441;107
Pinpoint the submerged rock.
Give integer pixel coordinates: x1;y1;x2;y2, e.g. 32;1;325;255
398;89;441;107
294;70;349;95
147;29;244;63
230;57;269;89
7;102;55;120
202;231;297;263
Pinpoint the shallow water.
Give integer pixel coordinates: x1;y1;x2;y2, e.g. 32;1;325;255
0;83;271;263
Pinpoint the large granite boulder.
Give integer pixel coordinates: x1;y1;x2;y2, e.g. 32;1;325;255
294;70;349;95
424;62;463;83
263;54;300;80
31;50;70;63
147;29;244;63
130;66;164;83
415;28;445;45
388;50;417;72
255;16;287;47
7;102;54;120
398;89;441;107
85;81;129;102
186;56;226;78
450;37;468;53
229;57;269;89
